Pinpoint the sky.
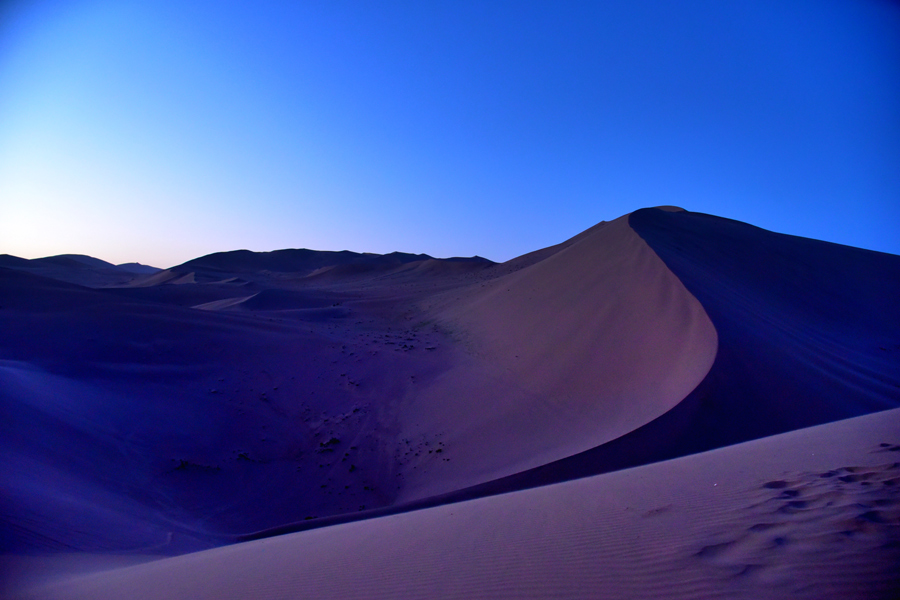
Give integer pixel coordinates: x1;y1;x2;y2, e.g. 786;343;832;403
0;0;898;268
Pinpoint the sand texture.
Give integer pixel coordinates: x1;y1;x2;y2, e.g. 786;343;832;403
1;207;898;598
8;409;900;600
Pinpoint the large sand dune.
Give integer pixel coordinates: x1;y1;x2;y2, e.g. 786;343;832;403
394;214;717;500
1;207;898;598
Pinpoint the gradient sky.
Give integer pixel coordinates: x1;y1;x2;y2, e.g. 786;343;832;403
1;0;898;268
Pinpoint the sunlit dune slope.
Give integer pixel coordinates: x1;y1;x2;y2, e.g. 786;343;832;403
393;213;718;500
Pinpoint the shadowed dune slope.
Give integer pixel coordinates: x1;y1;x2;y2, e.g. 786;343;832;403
0;268;453;551
12;408;899;600
626;208;900;446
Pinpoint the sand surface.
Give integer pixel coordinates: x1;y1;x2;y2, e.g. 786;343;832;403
0;210;718;551
9;408;899;600
388;214;719;500
1;207;898;598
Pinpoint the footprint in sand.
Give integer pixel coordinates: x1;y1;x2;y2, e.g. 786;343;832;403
693;449;900;589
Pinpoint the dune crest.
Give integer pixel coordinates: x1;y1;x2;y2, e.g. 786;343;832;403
396;215;718;499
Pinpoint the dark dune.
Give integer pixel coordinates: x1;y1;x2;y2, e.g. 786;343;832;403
126;248;492;289
179;248;489;277
0;255;34;269
0;254;161;288
32;255;118;270
115;263;161;275
628;208;900;435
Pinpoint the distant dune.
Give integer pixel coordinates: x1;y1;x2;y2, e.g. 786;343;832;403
115;263;161;275
1;208;898;599
0;254;161;288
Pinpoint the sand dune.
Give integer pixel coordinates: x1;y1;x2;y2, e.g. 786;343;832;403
10;408;899;600
115;263;161;275
1;207;898;599
0;255;156;288
630;208;900;432
413;208;900;498
393;214;718;500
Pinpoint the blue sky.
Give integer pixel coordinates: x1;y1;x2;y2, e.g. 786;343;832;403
1;0;898;267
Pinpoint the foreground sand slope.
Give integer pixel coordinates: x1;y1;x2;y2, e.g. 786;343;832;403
12;407;899;600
